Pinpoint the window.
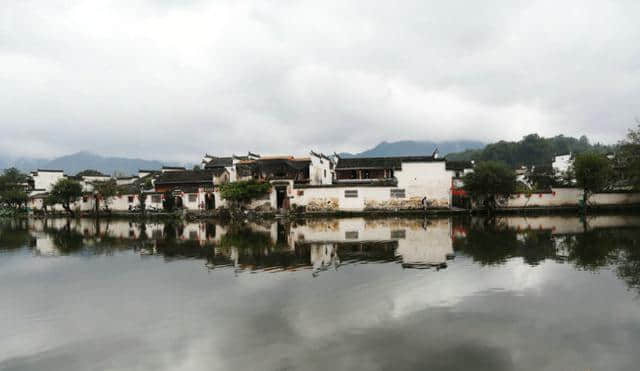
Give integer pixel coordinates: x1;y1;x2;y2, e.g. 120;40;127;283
345;231;359;239
151;195;161;203
390;189;406;198
189;231;198;240
390;230;406;239
344;190;358;198
128;196;134;203
82;196;88;203
188;194;197;202
324;169;327;178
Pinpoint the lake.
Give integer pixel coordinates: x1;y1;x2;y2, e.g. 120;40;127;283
2;215;640;371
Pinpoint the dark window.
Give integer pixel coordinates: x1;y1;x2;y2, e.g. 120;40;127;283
390;189;405;198
82;196;88;203
344;190;358;198
390;230;406;239
345;231;359;239
151;195;161;203
128;196;134;203
188;194;197;202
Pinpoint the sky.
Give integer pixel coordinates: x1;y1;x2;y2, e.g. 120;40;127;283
2;0;640;162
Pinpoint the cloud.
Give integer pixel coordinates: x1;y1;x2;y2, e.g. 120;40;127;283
1;0;639;161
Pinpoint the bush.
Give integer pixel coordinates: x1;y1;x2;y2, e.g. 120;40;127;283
219;180;271;205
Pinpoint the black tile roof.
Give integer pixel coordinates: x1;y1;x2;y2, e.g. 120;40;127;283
445;161;474;171
155;170;215;185
204;157;233;168
336;156;443;170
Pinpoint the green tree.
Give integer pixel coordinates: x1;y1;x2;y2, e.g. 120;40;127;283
462;161;516;212
137;178;153;212
0;168;29;209
48;178;83;216
573;152;613;208
162;191;175;211
446;133;613;167
616;123;640;189
525;165;556;191
93;179;117;213
219;180;271;208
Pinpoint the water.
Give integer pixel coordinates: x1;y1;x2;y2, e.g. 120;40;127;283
1;215;640;371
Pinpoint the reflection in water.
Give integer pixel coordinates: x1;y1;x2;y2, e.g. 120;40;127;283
3;216;640;287
13;217;459;275
2;215;640;371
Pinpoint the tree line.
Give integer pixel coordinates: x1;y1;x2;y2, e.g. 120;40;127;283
447;133;612;168
462;124;640;212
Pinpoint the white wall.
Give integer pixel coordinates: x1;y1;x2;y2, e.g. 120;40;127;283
291;186;402;211
507;188;582;207
32;171;65;193
309;154;332;185
394;161;451;206
507;188;640;208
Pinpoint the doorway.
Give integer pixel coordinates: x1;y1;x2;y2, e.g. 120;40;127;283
276;186;288;210
205;193;215;210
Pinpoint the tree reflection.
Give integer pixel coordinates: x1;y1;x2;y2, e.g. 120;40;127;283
0;219;32;250
45;221;84;253
452;219;535;266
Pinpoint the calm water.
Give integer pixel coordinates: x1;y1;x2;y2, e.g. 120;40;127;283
2;216;640;371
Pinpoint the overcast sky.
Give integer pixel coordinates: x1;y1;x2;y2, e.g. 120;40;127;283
2;0;639;161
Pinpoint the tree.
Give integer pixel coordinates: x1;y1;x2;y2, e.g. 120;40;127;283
93;179;117;213
573;152;613;208
137;178;153;212
616;122;640;189
48;178;83;216
162;191;175;211
462;161;516;212
525;165;556;191
219;180;271;207
0;168;29;209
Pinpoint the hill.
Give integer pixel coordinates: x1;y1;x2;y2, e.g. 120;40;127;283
2;151;184;176
340;140;485;158
445;134;613;167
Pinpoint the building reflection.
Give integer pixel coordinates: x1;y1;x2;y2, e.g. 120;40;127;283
4;214;640;288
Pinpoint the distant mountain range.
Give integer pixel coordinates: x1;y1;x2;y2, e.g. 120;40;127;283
339;140;485;158
0;151;186;176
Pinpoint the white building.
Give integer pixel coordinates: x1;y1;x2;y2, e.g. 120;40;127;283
552;153;572;174
29;169;65;195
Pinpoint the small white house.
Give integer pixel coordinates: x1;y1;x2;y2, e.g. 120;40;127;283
30;169;65;195
552;153;572;174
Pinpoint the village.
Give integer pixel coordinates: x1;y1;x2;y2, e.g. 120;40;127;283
20;149;640;215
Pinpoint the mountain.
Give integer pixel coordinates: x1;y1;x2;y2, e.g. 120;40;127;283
2;151;185;176
339;140;485;158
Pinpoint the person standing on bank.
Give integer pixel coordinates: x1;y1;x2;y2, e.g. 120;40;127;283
422;196;429;211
